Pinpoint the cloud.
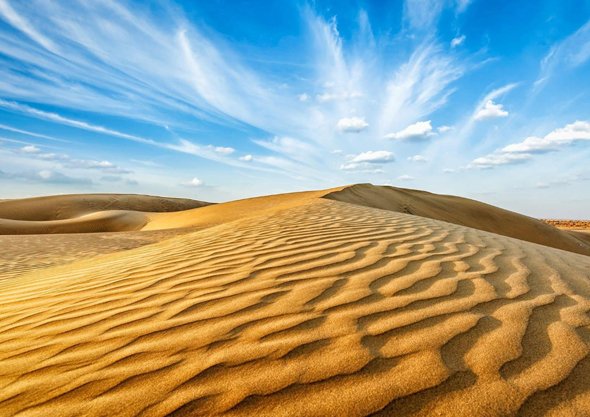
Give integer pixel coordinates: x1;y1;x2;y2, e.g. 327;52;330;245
330;149;343;154
100;175;138;185
11;144;133;173
407;155;427;163
501;121;590;154
451;35;466;48
0;123;70;143
437;125;453;133
337;117;369;133
0;0;57;52
207;145;235;155
384;120;437;141
403;0;446;31
468;152;532;169
2;169;92;185
468;121;590;169
536;19;590;91
351;150;395;164
180;177;204;187
316;91;364;103
397;174;414;180
298;93;310;102
239;154;253;161
18;145;41;154
130;159;163;167
474;100;509;121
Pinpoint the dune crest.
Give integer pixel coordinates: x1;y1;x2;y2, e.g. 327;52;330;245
1;186;590;416
324;184;590;256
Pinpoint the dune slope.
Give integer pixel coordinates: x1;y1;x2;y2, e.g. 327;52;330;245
1;193;590;416
324;184;590;256
0;194;211;235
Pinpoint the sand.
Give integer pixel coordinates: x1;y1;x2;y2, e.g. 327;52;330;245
0;194;211;234
1;184;590;416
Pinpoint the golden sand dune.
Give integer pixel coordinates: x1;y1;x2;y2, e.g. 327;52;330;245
0;194;211;235
1;185;590;416
326;184;590;256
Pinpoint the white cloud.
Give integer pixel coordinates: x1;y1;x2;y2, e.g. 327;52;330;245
239;154;253;161
19;145;41;154
330;149;343;154
469;152;532;169
298;93;310;102
0;0;57;52
351;150;395;164
337;117;369;133
207;145;235;155
468;121;590;170
384;120;437;141
324;81;335;88
537;19;590;92
451;35;466;48
0;123;69;143
437;125;453;133
180;177;204;187
501;121;590;154
397;174;414;180
316;91;364;103
474;100;509;121
407;155;427;163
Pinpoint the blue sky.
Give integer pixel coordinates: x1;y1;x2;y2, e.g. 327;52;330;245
0;0;589;218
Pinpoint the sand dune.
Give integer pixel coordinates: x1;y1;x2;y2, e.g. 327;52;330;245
325;184;590;256
0;194;211;235
1;185;590;416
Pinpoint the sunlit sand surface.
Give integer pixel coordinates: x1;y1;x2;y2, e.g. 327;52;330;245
1;184;590;416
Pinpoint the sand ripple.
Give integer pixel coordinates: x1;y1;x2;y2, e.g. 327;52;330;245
1;198;590;416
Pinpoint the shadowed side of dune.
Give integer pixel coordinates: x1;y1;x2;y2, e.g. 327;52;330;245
323;184;590;256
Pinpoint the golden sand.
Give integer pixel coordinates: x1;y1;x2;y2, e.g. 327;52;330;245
1;185;590;416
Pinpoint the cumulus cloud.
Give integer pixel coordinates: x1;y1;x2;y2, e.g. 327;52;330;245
239;154;253;161
337;117;369;133
384;121;437;141
407;155;427;163
397;174;414;180
18;145;41;154
451;35;466;48
438;125;453;133
180;177;204;187
469;121;590;169
351;150;395;164
474;100;509;121
469;153;532;169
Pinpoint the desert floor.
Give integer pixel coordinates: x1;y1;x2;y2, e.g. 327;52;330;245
1;184;590;416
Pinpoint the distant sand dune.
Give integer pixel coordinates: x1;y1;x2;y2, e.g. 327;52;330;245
1;187;590;416
0;194;211;235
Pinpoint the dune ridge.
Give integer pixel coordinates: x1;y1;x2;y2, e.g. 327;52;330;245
0;194;211;235
2;188;590;416
324;184;590;256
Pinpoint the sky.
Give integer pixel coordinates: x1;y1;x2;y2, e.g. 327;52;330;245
0;0;589;219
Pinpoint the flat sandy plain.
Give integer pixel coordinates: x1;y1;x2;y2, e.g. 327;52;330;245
1;184;590;416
